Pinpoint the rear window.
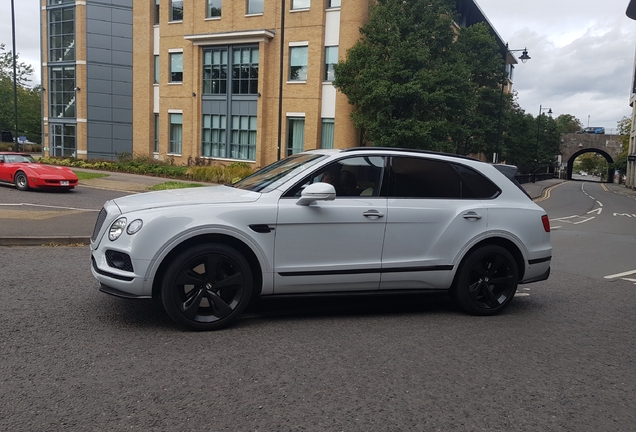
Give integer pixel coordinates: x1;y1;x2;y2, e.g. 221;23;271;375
388;157;499;199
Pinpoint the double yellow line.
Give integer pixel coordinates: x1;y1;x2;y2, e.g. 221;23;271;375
533;182;566;203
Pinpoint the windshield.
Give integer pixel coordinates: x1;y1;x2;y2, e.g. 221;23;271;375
3;154;36;163
233;153;328;193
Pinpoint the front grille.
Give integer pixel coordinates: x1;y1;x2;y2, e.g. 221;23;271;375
92;256;134;281
92;208;108;241
105;250;134;272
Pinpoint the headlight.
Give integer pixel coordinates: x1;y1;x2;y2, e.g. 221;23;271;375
109;217;127;241
126;219;143;235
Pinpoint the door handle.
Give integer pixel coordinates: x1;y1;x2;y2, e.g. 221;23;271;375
363;210;384;219
463;211;482;220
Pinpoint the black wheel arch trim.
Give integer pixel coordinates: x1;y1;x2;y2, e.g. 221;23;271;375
528;256;552;265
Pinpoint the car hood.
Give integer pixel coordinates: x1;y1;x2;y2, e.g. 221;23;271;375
24;163;75;175
112;185;261;214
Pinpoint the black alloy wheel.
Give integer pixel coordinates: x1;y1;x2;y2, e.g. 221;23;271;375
14;171;29;191
161;243;253;330
453;245;518;315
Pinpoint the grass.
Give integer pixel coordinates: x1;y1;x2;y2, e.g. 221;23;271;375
148;182;205;191
73;171;109;180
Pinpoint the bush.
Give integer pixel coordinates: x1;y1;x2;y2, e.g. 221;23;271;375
39;154;254;184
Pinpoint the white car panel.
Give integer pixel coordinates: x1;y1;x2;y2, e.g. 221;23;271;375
380;199;488;290
274;196;388;293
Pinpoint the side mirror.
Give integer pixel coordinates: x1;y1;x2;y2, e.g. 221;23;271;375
296;182;336;206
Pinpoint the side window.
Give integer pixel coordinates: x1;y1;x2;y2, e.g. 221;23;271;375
284;156;385;198
452;164;501;199
390;157;467;199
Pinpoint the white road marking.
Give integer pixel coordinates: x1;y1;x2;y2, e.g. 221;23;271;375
605;269;636;279
0;203;98;212
596;201;603;207
587;208;602;215
516;293;530;297
613;213;635;218
573;217;595;224
621;278;636;283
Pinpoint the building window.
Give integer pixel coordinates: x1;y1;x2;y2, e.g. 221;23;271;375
232;47;259;94
231;116;257;160
154;55;159;84
48;0;74;4
203;46;258;95
324;46;338;82
154;0;160;24
169;52;183;82
328;0;340;7
50;124;76;157
203;49;228;94
170;0;183;21
247;0;263;14
206;0;221;17
291;0;310;10
202;114;227;158
289;46;308;81
49;7;75;62
50;65;75;118
321;119;334;149
169;113;182;154
287;117;305;156
154;114;159;152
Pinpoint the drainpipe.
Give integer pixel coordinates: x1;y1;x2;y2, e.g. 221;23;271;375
276;0;286;160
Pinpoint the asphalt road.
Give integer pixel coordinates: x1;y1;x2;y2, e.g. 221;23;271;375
1;179;635;431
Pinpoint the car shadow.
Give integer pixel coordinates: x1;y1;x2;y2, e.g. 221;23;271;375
100;291;459;331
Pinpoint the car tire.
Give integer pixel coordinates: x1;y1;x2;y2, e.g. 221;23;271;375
14;171;29;191
452;245;518;316
161;243;253;331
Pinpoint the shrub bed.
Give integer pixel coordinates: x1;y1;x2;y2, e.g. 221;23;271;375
39;154;254;184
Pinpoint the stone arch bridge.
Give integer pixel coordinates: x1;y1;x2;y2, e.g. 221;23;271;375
560;133;623;180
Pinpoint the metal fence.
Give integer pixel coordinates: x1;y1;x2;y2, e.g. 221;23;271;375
515;173;555;184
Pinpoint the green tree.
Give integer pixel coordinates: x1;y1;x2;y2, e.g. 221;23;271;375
333;0;504;153
554;114;583;134
0;44;41;143
0;43;34;85
611;116;630;175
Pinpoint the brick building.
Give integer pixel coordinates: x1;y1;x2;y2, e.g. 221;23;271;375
40;0;515;168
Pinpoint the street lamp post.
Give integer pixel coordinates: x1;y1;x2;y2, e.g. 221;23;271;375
494;44;530;164
11;0;19;152
534;105;552;182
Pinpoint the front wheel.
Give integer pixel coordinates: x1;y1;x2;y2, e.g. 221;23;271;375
452;245;518;315
14;171;29;191
161;243;253;330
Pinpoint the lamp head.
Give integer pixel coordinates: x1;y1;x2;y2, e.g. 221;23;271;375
519;49;531;63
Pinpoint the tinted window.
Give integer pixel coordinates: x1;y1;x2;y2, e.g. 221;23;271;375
453;164;501;199
389;157;471;199
285;156;385;198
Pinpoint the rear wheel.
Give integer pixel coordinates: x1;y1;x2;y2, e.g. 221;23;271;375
14;172;29;191
161;243;253;330
452;245;518;315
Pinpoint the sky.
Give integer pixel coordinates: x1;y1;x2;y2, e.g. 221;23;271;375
1;0;636;133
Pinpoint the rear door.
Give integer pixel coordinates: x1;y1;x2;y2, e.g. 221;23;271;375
380;157;498;290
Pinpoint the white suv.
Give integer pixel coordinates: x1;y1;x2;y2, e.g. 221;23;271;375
90;148;551;330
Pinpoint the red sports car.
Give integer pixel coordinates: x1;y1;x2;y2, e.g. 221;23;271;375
0;152;78;191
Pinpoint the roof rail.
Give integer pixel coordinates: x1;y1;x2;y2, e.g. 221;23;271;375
340;147;480;161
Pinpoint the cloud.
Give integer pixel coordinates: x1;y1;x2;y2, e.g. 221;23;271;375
476;0;636;131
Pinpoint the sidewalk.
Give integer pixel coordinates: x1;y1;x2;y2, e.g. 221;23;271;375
0;176;606;246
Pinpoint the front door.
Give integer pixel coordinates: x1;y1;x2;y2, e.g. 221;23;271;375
273;156;387;294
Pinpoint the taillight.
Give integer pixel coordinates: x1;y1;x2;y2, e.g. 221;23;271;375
541;215;550;232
